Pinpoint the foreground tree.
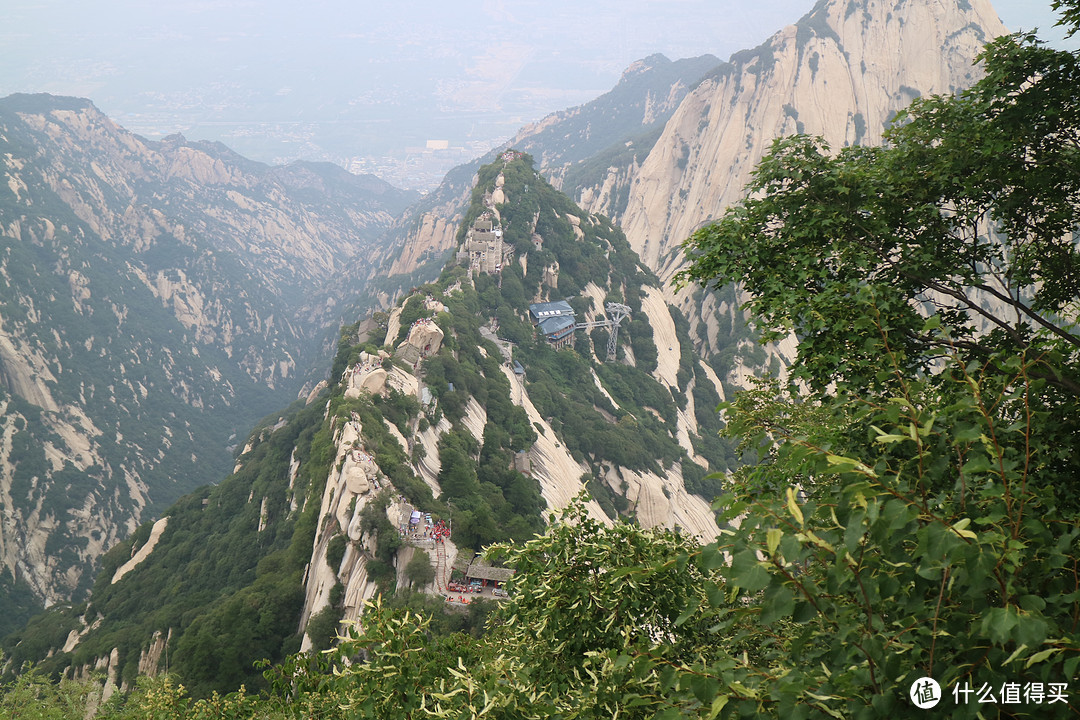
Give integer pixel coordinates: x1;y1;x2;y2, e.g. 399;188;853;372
672;354;1080;718
679;28;1080;408
261;504;723;719
673;8;1080;717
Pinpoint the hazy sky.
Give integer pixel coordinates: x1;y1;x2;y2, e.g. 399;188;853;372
0;0;1072;187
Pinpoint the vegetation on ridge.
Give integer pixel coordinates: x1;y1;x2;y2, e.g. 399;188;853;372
1;149;733;699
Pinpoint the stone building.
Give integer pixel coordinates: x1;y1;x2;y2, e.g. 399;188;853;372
462;213;512;275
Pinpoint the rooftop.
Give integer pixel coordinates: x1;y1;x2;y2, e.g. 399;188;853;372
529;300;575;320
464;557;516;582
539;315;575;335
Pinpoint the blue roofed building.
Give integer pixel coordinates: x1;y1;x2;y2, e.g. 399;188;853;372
538;315;576;350
529;301;576;349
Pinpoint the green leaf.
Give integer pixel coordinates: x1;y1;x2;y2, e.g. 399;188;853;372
981;607;1019;644
793;601;817;623
950;518;977;540
675;599;701;627
1018;595;1047;612
708;694;729;719
731;550;770;592
825;453;873;475
760;583;795;624
691;674;720;705
786;487;805;527
767;527;783;555
1064;654;1080;682
700;544;727;571
1024;648;1059;668
1002;643;1029;666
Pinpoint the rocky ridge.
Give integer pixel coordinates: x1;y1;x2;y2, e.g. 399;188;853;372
4;153;735;699
0;93;417;621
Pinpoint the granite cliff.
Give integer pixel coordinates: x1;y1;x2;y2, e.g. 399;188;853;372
0;94;416;625
619;0;1009;278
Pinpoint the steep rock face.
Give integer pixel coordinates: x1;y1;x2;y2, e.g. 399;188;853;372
0;94;417;614
385;209;463;278
574;156;644;225
619;0;1008;275
296;409;385;652
362;161;479;301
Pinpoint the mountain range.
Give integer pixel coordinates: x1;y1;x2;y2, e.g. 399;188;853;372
381;0;1006;369
0;0;1010;694
0;93;415;629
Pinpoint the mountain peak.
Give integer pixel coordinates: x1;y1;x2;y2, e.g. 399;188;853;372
619;0;1009;273
619;53;673;82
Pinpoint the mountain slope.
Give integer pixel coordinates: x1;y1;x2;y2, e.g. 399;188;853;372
0;93;417;626
3;152;733;699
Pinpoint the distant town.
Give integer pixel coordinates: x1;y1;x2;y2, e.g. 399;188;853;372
346;138;506;192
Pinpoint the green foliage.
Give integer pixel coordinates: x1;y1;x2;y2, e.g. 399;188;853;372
372;387;420;434
405;549;436;587
523;338;684;475
686;351;1080;717
253;501;722;719
263;598;487;719
304;606;342;652
679;458;723;500
0;665;95;720
627;315;659;373
2;611;80;675
324;534;347;572
461;499;721;717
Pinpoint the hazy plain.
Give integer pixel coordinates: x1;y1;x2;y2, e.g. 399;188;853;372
1;0;1070;190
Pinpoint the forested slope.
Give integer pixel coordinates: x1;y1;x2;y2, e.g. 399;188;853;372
2;151;734;699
